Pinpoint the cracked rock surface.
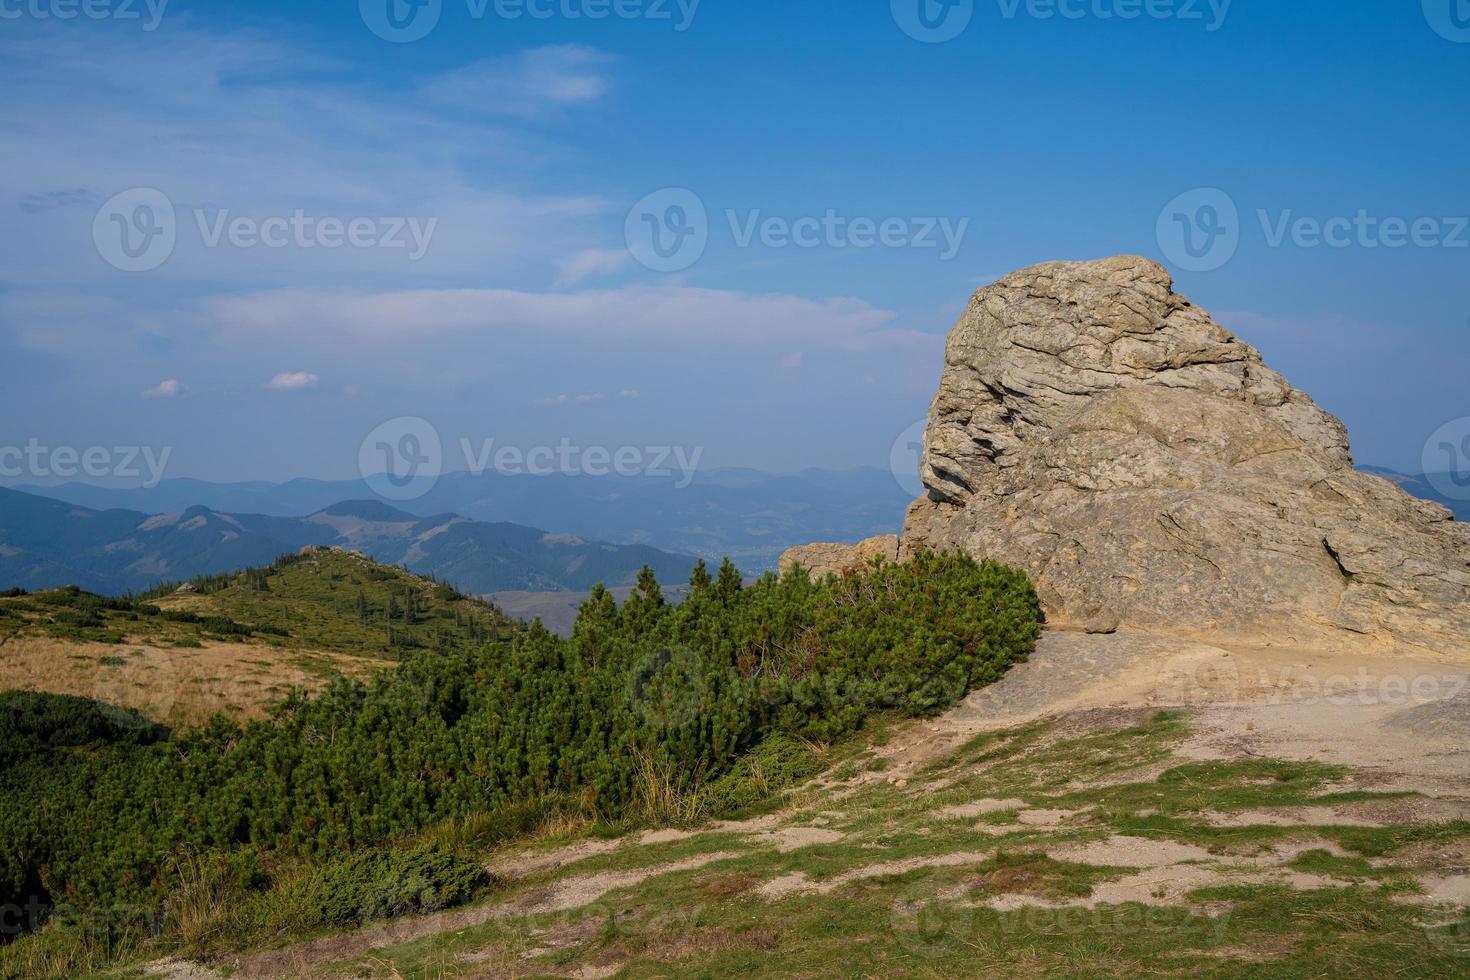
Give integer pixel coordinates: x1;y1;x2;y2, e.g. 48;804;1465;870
900;256;1470;654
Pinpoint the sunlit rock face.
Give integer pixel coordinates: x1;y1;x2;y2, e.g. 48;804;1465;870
900;256;1470;654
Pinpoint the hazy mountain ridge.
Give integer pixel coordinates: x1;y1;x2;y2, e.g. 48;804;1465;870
0;486;695;595
10;467;913;570
1357;466;1470;521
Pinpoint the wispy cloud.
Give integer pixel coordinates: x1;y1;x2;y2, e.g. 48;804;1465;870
0;26;616;291
0;21;952;481
210;285;933;356
265;371;318;391
141;378;183;399
20;188;95;215
556;247;632;285
534;392;621;407
423;45;614;115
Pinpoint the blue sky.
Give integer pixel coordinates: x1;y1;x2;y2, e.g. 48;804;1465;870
1;0;1466;486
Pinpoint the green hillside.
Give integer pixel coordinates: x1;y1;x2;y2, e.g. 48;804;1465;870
0;552;1042;978
140;546;515;656
0;548;516;726
1;548;510;658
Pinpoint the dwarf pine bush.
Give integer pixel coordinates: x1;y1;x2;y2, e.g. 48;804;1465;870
0;550;1038;943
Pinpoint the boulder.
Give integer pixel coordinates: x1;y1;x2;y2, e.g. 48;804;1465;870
779;535;901;579
900;256;1470;654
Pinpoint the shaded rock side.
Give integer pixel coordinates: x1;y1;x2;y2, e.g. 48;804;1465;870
901;256;1470;655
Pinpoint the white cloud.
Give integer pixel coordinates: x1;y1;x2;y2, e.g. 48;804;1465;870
782;351;804;369
0;26;616;290
142;379;183;399
619;389;640;399
536;392;617;406
265;371;319;391
210;285;934;357
424;45;613;115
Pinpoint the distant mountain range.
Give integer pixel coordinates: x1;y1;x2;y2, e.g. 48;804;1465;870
10;467;914;571
0;487;696;596
1357;467;1470;521
5;465;1456;597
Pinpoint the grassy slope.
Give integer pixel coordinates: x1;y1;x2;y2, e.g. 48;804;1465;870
148;547;515;657
0;548;514;724
227;710;1470;979
4;691;1465;977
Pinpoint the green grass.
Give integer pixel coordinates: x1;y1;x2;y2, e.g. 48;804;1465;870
1287;848;1389;881
164;550;512;658
1325;821;1470;859
327;860;1470;979
294;708;1470;979
962;851;1135;900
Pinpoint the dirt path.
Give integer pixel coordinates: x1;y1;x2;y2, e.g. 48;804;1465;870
847;629;1470;796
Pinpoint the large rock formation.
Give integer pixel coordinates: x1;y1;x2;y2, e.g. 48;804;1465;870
900;256;1470;654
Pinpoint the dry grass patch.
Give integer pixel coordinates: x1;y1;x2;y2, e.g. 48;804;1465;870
0;634;389;725
696;872;763;897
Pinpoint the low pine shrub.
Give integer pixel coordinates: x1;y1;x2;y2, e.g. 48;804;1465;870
0;551;1038;953
308;845;489;926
